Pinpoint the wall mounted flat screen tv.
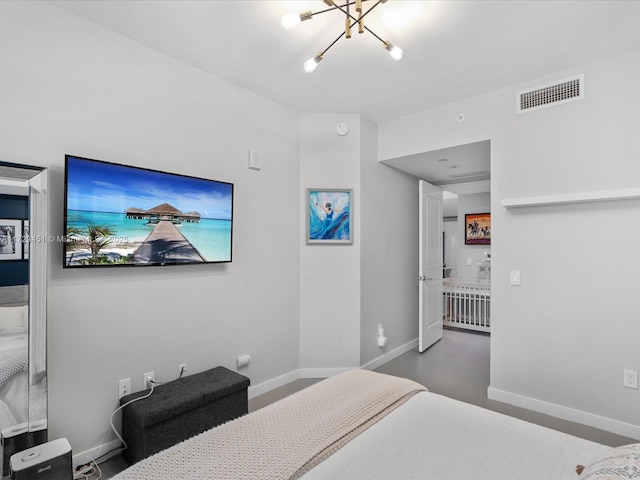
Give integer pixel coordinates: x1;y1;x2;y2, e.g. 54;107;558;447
64;155;233;268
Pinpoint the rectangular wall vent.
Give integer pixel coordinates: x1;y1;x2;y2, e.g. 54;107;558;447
517;74;584;113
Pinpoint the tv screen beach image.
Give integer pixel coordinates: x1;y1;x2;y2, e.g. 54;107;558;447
64;156;233;267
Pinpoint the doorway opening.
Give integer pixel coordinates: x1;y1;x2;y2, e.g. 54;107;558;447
381;139;492;344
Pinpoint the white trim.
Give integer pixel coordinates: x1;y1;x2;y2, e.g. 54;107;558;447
250;350;422;398
361;338;419;371
501;188;640;208
299;367;358;378
248;367;363;398
488;386;640;440
247;369;300;399
74;358;412;466
73;369;307;465
73;439;121;469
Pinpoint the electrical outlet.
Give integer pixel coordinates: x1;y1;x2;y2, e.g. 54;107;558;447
118;378;131;399
237;355;251;368
623;369;638;389
143;371;155;389
179;363;187;377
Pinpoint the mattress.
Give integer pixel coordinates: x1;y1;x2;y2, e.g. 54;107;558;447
112;371;611;480
303;391;610;479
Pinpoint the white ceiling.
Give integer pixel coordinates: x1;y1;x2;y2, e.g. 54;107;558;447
49;0;640;123
47;0;640;190
382;139;490;188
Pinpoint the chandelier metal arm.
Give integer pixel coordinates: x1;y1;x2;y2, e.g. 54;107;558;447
319;31;347;57
310;0;375;18
327;0;388;46
291;0;403;72
361;24;385;44
331;0;383;26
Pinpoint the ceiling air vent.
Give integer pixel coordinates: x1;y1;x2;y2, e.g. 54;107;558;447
517;74;584;113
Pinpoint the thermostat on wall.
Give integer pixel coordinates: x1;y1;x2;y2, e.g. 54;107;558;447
336;123;349;136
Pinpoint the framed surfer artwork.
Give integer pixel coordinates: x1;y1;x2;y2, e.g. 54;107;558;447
306;189;353;244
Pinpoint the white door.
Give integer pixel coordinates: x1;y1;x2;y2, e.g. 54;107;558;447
418;180;443;352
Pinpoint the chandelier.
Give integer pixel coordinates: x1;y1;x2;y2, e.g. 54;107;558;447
282;0;404;73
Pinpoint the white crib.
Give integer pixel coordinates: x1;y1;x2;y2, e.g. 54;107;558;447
443;278;491;332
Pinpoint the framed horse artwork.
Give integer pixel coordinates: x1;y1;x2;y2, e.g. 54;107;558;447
465;213;491;245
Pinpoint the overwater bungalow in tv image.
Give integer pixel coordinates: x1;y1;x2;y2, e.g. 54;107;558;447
125;202;206;264
125;203;201;224
66;202;207;266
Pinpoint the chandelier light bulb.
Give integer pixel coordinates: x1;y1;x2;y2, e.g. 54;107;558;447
303;54;323;73
282;13;301;29
385;42;404;61
287;2;404;67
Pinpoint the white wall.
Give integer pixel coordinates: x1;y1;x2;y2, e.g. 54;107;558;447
5;0;640;461
0;1;301;457
360;118;419;367
298;113;419;372
443;219;458;275
299;113;361;373
379;50;640;438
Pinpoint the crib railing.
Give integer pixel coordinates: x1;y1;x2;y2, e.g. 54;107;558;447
443;278;491;332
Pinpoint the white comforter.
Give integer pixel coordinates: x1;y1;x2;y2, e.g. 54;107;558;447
303;391;610;479
111;370;612;479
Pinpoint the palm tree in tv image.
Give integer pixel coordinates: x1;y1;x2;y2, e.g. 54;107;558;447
65;224;125;265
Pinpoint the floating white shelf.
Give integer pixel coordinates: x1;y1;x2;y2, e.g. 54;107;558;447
501;188;640;208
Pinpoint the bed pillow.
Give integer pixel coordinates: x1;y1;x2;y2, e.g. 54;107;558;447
0;305;27;333
0;348;28;388
579;443;640;479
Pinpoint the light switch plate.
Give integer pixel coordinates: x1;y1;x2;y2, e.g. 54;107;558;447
510;270;521;286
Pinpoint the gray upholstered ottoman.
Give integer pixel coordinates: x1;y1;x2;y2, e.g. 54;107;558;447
120;366;250;465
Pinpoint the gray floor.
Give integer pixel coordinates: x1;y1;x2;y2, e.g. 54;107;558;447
374;328;635;447
95;328;634;478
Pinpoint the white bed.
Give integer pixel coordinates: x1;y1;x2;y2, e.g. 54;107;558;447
0;304;29;434
304;392;606;479
112;370;637;480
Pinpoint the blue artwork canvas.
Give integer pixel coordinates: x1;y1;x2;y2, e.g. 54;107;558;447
307;189;352;244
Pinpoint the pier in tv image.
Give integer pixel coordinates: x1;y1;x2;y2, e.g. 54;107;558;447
64;155;233;267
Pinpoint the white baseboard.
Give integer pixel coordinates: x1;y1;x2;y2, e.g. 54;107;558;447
248;367;361;399
488;386;640;440
248;369;300;399
74;350;416;467
72;439;121;468
361;338;418;371
249;341;419;400
73;371;302;465
299;367;358;378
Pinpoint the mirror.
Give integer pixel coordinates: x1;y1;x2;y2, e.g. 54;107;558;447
0;162;47;477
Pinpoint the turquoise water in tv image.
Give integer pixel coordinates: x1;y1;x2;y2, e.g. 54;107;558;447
66;210;232;263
